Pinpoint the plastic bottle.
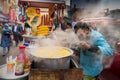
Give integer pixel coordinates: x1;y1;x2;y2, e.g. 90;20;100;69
23;43;31;73
15;46;26;76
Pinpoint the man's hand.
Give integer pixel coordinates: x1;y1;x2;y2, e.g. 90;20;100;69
79;42;91;50
79;42;99;52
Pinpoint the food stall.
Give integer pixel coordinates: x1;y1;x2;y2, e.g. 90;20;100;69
0;46;82;80
0;0;83;80
18;0;66;43
20;0;83;80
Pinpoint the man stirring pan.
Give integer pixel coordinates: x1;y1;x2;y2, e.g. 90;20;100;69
74;22;113;80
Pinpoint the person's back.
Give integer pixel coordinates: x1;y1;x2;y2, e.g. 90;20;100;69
12;23;19;46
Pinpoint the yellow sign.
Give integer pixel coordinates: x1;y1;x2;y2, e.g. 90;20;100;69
26;7;41;28
26;7;37;18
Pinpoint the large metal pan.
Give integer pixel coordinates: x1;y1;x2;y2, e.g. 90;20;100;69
29;47;73;69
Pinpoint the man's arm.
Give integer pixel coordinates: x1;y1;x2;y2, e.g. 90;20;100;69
96;36;113;56
79;42;99;53
88;46;99;52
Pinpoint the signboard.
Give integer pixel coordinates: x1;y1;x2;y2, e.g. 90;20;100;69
9;9;16;20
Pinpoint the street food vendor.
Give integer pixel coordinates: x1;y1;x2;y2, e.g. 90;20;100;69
74;22;113;80
61;17;72;31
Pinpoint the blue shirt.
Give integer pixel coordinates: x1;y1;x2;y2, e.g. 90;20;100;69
80;29;113;77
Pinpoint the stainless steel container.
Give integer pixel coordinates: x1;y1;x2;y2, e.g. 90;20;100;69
22;35;38;43
30;47;73;69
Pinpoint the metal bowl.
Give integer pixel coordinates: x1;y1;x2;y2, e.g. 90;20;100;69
29;47;73;69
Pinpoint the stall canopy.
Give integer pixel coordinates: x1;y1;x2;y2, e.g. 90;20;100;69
0;13;8;22
19;0;65;8
0;14;8;19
